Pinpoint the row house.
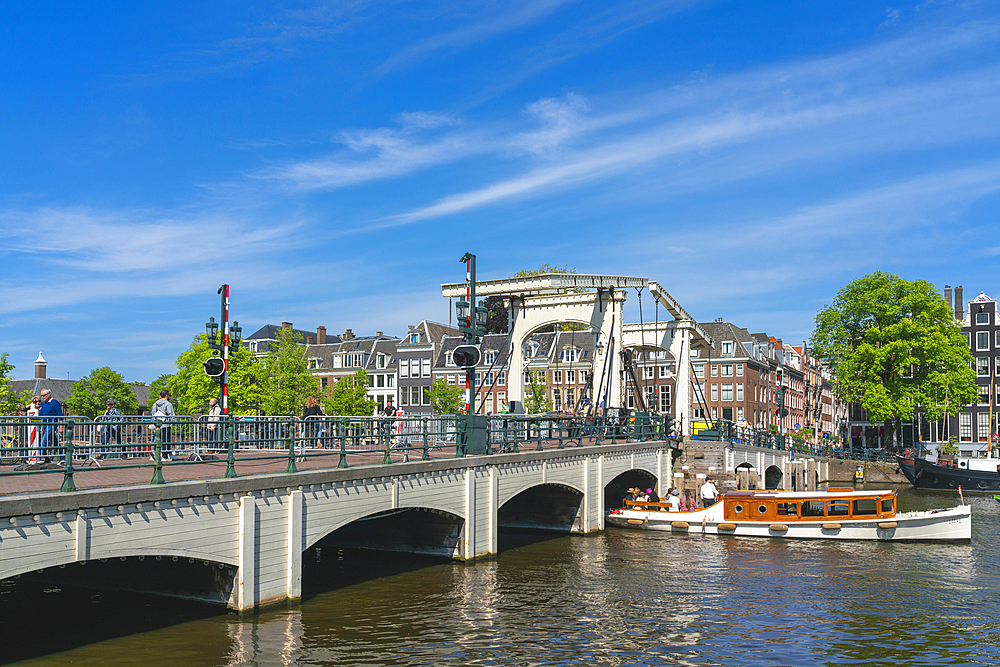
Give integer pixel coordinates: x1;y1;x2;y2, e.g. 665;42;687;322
626;348;675;417
434;334;511;414
541;330;595;413
245;323;339;355
305;329;401;411
948;289;998;456
691;320;772;429
396;321;462;414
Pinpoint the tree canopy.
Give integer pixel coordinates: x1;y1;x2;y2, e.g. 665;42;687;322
159;334;261;415
258;327;319;415
323;369;375;416
66;367;140;417
484;264;583;334
0;353;31;415
811;272;976;446
428;378;464;415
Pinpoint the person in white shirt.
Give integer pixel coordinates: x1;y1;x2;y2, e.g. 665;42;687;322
700;477;718;507
667;490;681;512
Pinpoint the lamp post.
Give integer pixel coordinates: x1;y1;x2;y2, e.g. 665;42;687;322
206;284;243;415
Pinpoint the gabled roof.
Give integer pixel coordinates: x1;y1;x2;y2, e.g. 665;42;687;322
246;324;327;342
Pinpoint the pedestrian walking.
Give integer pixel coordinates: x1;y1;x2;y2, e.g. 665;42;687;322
150;390;176;459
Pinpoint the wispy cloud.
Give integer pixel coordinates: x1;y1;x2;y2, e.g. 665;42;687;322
372;0;576;76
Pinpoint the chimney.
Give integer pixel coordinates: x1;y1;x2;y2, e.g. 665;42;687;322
282;322;292;330
955;286;964;320
343;329;354;340
317;326;327;345
376;331;383;338
306;335;314;345
34;352;47;380
944;285;953;316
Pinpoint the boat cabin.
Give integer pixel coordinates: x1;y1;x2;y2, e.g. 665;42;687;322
723;488;896;522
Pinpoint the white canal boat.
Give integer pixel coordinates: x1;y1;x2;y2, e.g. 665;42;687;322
606;488;971;541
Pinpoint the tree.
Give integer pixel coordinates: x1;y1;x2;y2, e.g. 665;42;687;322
811;272;977;450
428;378;464;415
258;327;319;416
66;367;140;418
323;369;375;416
161;334;261;415
524;370;552;413
0;353;31;415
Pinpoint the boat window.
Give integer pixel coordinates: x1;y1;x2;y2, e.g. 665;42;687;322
801;500;824;517
757;504;769;515
881;497;894;513
777;502;798;516
733;504;745;514
826;500;850;517
852;498;878;516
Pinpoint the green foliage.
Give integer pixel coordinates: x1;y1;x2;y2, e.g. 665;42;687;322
513;264;577;278
0;353;31;415
811;272;977;441
428;378;464;415
66;367;140;418
524;370;552;413
161;334;261;415
323;369;375;416
258;327;318;415
940;440;959;456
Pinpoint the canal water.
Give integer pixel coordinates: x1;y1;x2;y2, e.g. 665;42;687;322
4;488;999;666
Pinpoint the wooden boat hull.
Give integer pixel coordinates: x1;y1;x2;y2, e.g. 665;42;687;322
896;455;1000;492
607;504;971;541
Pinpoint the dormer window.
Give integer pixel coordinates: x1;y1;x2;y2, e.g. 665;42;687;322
484;350;497;365
560;347;580;363
722;341;734;355
446;351;454;366
410;333;420;343
524;341;539;359
377;353;387;368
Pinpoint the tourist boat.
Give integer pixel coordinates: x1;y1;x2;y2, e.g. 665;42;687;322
896;452;1000;492
606;488;971;541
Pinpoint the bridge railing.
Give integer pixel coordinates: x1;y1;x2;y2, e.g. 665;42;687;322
693;419;880;461
0;411;675;493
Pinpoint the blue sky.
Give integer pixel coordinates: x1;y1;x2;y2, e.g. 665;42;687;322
2;0;999;383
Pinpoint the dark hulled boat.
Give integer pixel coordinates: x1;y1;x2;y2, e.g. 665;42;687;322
896;453;1000;492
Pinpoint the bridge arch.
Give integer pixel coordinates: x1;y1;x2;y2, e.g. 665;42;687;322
304;500;466;552
498;482;584;533
764;465;783;490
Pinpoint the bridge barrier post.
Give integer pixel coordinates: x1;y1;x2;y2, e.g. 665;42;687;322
557;418;565;449
150;420;165;485
60;420;76;493
534;419;543;451
422;417;430;461
337;418;349;468
286;415;298;474
225;418;238;478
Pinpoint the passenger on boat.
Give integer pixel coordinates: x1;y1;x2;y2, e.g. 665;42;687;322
667;490;681;512
646;488;660;504
700;478;718;508
625;487;637;502
682;490;696;511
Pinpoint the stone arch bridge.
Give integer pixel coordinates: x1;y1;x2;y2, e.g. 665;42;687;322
0;440;673;612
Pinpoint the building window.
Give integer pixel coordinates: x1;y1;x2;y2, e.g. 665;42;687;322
643;366;655;379
721;364;733;377
979;385;990;404
711;384;718;401
483;350;497;365
722;407;733;421
711;365;718;377
497;371;506;385
978;415;990;441
996;330;1000;348
978;332;990;350
447;374;456;385
737;406;744;421
736;383;744;401
561;347;580;363
377;353;387;368
553;370;563;384
320;377;328;388
660;384;671;411
690;350;700;358
498;391;506;409
659;366;669;378
693;364;705;379
410;333;419;343
711;407;718;420
977;312;990;325
422;386;431;406
737;364;744;376
401;388;409;406
960;412;972;441
387;375;394;388
977;357;990;377
421;359;431;376
721;383;733;401
693;407;704;419
722;341;734;355
626;388;635;409
567;370;576;384
400;360;409;378
567;388;575;407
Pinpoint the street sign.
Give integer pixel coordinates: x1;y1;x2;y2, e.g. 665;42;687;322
992;432;999;442
794;423;801;430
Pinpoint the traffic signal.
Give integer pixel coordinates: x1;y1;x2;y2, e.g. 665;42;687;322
204;356;225;377
453;345;481;367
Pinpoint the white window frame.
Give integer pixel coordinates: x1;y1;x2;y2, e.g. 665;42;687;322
721;383;733;401
977;312;989;325
711;384;718;401
722;341;734;355
400;360;409;378
421;358;431;377
977;357;989;377
721;364;733;377
737;364;743;376
736;383;744;401
659;384;671;411
977;332;990;351
693;363;705;379
566;369;576;384
659;366;669;378
553;369;563;384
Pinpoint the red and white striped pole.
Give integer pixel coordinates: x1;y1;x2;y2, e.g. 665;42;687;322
465;256;474;414
221;284;230;415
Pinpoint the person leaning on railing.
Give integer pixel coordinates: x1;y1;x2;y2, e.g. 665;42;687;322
98;398;124;457
150;390;176;459
38;389;63;464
